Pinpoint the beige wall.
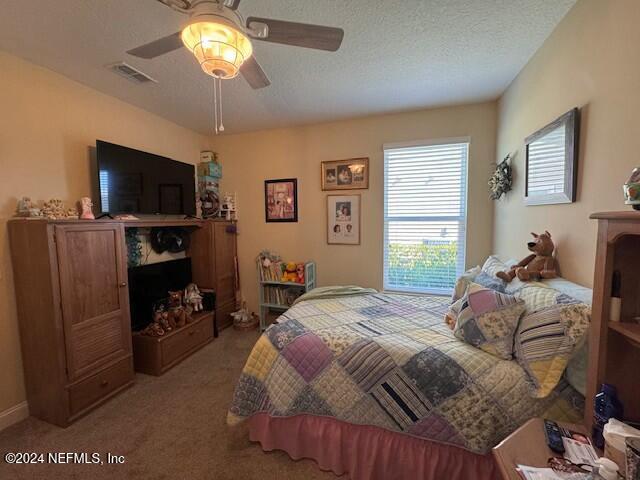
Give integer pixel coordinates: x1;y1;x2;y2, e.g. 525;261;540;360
214;102;497;313
495;0;640;287
0;51;210;413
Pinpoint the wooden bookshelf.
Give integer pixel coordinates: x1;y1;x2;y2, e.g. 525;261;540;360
608;321;640;346
586;211;640;434
257;261;316;330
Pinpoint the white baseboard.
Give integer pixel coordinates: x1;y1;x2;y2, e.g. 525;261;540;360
0;401;29;432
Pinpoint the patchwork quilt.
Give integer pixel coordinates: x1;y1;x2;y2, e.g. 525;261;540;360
227;293;583;454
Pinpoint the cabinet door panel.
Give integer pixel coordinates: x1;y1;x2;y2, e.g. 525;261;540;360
214;223;237;303
55;224;131;380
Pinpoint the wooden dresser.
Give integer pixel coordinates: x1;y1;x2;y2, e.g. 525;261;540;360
9;220;134;427
587;211;640;432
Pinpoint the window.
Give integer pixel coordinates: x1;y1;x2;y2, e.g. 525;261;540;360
383;139;469;294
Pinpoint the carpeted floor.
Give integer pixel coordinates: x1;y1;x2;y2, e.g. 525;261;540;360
0;328;336;480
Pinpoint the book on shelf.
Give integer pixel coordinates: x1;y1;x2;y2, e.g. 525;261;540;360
263;286;304;307
257;258;285;282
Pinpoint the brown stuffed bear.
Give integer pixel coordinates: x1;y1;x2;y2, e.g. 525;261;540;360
167;290;190;328
496;231;558;282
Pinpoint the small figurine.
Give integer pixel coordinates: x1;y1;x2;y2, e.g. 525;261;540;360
79;197;95;220
219;193;237;221
296;263;305;284
15;197;42;218
42;199;62;219
624;167;640;210
42;199;72;219
184;283;204;312
16;197;32;217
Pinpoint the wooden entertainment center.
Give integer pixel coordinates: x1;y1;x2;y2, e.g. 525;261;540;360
8;217;237;427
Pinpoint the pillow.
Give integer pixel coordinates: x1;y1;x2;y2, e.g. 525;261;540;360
450;283;526;360
481;255;511;276
513;283;581;314
473;271;507;293
514;303;590;398
451;265;481;303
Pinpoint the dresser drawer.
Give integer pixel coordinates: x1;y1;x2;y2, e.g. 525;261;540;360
161;315;213;366
68;357;133;416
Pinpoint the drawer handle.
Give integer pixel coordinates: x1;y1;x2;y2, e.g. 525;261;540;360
100;380;109;387
119;282;127;287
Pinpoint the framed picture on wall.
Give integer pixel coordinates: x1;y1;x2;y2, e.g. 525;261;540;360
265;178;298;222
321;158;369;190
327;194;361;245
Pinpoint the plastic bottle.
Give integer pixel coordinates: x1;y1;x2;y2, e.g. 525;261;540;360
592;383;624;449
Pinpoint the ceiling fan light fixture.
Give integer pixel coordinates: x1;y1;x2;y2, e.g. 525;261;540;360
181;19;252;79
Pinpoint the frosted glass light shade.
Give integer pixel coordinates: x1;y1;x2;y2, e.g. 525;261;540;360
181;21;252;79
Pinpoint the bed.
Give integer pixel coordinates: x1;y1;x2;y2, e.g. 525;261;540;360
228;287;585;480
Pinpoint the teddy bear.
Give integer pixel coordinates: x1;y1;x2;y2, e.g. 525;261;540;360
167;290;190;328
496;231;558;282
281;262;298;283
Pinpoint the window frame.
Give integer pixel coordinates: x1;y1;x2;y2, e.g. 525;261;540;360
382;137;470;295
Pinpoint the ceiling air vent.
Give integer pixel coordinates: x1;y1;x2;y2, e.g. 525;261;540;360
107;62;158;84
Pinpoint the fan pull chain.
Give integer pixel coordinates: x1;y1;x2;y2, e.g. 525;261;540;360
218;79;225;133
213;79;218;135
212;77;225;135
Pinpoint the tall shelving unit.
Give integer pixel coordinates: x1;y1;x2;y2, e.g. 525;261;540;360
258;261;316;330
586;211;640;433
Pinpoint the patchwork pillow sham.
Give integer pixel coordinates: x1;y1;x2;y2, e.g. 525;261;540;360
450;283;526;360
514;303;590;398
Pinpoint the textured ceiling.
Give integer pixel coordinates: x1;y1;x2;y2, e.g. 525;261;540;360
0;0;575;134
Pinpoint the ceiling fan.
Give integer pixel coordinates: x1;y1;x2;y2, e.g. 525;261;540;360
127;0;345;89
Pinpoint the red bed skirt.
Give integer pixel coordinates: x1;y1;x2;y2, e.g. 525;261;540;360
248;413;499;480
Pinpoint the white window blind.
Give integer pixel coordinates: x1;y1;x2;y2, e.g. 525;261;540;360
527;124;566;196
383;140;468;294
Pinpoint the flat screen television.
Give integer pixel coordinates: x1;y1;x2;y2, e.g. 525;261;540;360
96;140;195;216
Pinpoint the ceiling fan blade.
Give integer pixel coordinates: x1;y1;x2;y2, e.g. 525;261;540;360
247;17;344;52
223;0;241;10
240;55;271;89
127;32;183;59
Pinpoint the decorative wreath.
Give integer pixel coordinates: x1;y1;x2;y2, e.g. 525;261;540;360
488;154;513;200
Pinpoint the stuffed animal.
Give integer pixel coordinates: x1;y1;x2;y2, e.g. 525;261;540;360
281;262;298;282
296;263;305;284
184;283;203;312
156;309;173;332
140;320;165;337
167;290;189;328
496;231;558;282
